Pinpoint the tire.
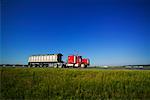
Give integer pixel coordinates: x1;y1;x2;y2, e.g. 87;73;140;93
85;65;87;68
58;65;62;68
32;65;35;68
81;64;85;68
54;64;58;68
39;65;42;67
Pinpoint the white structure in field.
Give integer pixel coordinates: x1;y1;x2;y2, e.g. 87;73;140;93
103;66;108;68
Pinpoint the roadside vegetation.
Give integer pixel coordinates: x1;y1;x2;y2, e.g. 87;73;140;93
1;68;150;99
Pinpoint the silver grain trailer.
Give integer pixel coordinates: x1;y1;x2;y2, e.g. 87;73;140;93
28;53;64;68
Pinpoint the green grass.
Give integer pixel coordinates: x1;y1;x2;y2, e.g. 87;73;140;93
1;68;150;99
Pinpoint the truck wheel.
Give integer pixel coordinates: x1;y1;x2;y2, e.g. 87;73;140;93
81;64;85;68
85;65;87;68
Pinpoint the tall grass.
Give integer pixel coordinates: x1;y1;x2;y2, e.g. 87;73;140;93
1;68;150;99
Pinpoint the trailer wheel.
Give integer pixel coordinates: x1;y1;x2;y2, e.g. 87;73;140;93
32;64;35;68
39;65;42;67
45;64;48;67
58;65;62;68
54;64;58;68
28;64;31;68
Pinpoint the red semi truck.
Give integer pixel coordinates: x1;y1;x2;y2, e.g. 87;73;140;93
28;53;90;68
66;55;90;68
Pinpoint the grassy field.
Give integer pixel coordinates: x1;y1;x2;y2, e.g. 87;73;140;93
1;68;150;99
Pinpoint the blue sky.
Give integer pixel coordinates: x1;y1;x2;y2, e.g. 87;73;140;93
1;0;150;65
